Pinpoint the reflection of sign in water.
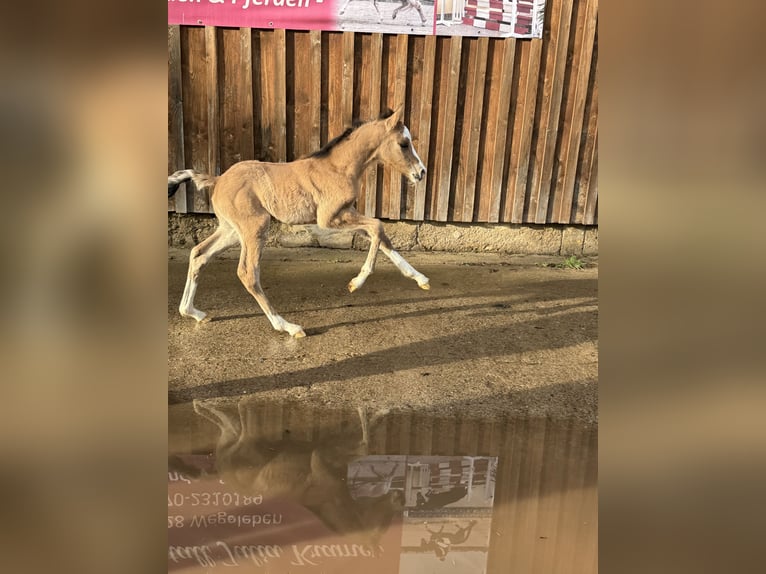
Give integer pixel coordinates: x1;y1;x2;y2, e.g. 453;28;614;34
168;454;497;572
170;400;499;572
167;0;546;38
397;456;497;574
168;459;404;572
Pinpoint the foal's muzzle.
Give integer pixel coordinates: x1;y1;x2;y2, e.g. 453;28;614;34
414;168;426;181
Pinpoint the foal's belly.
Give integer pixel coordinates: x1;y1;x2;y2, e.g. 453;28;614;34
268;190;317;225
252;164;318;224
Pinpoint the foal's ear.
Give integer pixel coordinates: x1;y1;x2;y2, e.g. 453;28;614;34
384;106;404;130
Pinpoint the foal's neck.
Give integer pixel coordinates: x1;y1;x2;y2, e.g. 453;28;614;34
330;122;385;179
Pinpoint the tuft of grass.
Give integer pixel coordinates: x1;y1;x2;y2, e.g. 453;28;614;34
537;256;587;269
558;255;585;269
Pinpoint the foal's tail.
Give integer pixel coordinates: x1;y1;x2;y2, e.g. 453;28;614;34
168;169;218;198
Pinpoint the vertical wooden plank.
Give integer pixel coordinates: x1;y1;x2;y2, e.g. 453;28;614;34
220;28;254;170
505;38;543;223
573;429;599;573
320;32;329;146
552;0;597;223
259;29;287;163
357;33;382;218
584;147;598;225
240;29;255;163
389;411;411;455
550;424;595;573
429;36;462;222
274;29;287;162
308;29;322;155
486;418;518;572
574;55;598;225
529;421;570;574
250;30;263;161
284;401;313;443
168;403;194;459
341;32;355;130
454;36;489;222
409;414;433;457
527;0;574;223
168;25;188;213
259;400;284;443
205;26;220;186
474;417;495;457
285;31;296;161
182;26;212;213
455;415;480;456
292;30;322;158
382;34;409;220
407;35;436;221
477;38;515;223
431;416;456;456
505;419;547;573
327;32;355;141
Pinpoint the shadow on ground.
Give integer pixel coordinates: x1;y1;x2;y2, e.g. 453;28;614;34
168;248;598;422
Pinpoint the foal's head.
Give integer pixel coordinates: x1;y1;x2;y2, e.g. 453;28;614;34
373;108;427;184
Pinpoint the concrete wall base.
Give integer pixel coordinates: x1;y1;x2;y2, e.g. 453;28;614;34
168;213;598;255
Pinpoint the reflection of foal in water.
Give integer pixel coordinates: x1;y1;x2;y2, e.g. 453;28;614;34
420;520;477;560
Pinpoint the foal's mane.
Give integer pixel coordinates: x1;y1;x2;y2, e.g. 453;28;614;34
308;108;397;159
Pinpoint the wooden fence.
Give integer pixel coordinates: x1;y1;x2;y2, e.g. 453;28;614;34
168;0;597;226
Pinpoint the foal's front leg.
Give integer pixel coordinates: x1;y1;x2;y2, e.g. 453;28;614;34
380;243;430;290
319;207;430;292
353;233;430;292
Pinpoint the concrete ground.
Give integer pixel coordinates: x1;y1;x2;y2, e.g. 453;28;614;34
168;247;598;424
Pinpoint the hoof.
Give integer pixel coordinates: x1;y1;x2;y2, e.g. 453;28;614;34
419;281;431;291
180;308;208;322
293;330;306;339
348;281;357;293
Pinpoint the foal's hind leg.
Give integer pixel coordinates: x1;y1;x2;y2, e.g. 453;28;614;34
237;216;306;338
180;220;239;322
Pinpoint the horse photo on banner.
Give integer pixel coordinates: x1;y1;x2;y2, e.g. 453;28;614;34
167;0;547;38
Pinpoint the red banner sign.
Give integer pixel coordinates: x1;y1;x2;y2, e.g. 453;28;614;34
168;0;546;38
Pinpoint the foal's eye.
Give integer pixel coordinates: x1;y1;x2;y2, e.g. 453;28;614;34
400;141;409;149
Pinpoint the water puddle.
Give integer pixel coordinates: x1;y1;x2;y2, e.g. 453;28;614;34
169;396;596;573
